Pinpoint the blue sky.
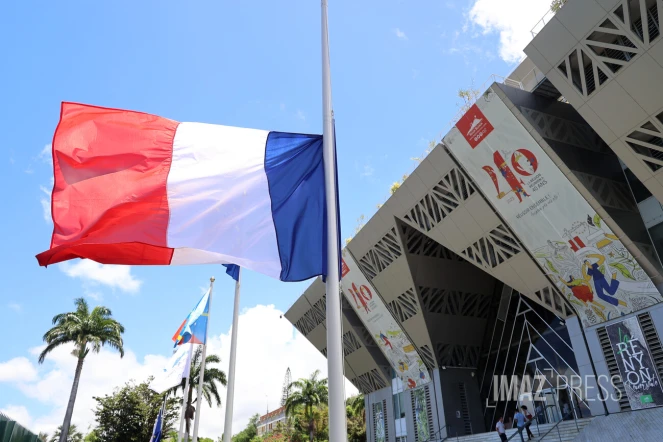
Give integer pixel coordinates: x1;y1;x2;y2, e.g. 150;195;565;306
0;0;551;437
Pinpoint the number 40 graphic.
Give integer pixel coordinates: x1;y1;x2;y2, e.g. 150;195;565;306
481;148;538;203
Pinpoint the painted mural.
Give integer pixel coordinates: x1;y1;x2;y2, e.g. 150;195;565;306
341;249;431;390
443;87;662;327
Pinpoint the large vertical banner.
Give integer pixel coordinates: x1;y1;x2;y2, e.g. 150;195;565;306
341;249;431;390
412;388;430;442
606;317;663;409
443;87;662;327
373;402;386;442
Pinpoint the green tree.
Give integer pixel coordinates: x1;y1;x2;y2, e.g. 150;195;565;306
168;346;227;441
93;379;179;442
39;298;125;442
457;81;481;115
49;424;84;442
347;394;365;421
38;432;49;442
83;430;100;442
551;0;567;12
345;214;366;245
232;413;260;442
346;395;366;442
285;370;329;442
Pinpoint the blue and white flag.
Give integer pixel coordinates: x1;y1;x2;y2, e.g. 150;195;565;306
172;290;210;347
149;401;165;442
149;343;192;394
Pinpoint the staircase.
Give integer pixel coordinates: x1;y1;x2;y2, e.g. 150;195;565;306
439;418;593;442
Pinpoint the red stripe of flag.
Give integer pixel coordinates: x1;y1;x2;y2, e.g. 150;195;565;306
172;319;187;343
36;102;177;267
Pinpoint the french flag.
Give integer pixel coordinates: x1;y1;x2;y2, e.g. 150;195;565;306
36;103;335;282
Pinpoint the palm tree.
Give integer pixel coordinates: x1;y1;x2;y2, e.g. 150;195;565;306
285;370;328;442
49;424;84;442
169;346;227;440
39;298;124;442
38;431;49;442
347;394;365;421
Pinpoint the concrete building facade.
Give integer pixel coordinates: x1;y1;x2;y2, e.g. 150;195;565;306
286;0;663;440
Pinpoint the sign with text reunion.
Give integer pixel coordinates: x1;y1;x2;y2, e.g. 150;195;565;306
443;87;662;327
341;249;431;390
606;317;663;409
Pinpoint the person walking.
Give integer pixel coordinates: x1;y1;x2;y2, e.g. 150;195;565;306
514;408;526;442
521;406;534;440
495;416;507;442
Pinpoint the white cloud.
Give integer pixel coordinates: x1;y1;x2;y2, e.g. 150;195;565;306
8;303;21;312
0;305;357;439
58;260;142;294
0;405;33;428
0;357;38;382
393;28;408;40
360;164;374;178
38;144;52;164
204;305;358;438
85;292;103;301
296;110;306;121
468;0;550;63
39;185;51;223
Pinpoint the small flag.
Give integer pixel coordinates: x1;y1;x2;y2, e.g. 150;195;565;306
223;264;240;282
149;343;192;393
173;289;210;346
36;102;336;283
149;401;165;442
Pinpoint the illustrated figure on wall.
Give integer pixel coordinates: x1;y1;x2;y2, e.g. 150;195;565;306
557;274;605;309
379;332;393;350
583;254;627;308
358;290;370;314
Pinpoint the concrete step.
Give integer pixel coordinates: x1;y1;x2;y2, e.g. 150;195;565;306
441;418;593;442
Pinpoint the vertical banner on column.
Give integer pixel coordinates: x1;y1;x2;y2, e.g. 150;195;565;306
443;87;662;327
373;402;385;442
412;387;430;442
341;249;431;390
606;317;663;408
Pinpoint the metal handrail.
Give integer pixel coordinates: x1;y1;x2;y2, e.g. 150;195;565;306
532;417;565;442
426;424;448;442
530;9;556;37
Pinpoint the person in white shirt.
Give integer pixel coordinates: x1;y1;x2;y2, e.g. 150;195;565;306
495;416;507;442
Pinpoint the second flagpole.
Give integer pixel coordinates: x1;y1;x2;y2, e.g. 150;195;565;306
191;277;215;442
222;268;241;442
321;1;346;442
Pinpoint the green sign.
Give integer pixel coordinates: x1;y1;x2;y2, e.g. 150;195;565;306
641;394;654;404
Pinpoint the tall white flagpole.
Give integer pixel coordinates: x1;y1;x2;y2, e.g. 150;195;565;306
321;2;346;442
178;344;195;442
222;268;242;442
192;277;215;442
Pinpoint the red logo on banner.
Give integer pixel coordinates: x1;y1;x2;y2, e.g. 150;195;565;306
456;104;494;148
341;259;350;277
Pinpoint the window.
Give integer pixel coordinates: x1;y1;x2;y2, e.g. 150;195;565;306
393;392;406;419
